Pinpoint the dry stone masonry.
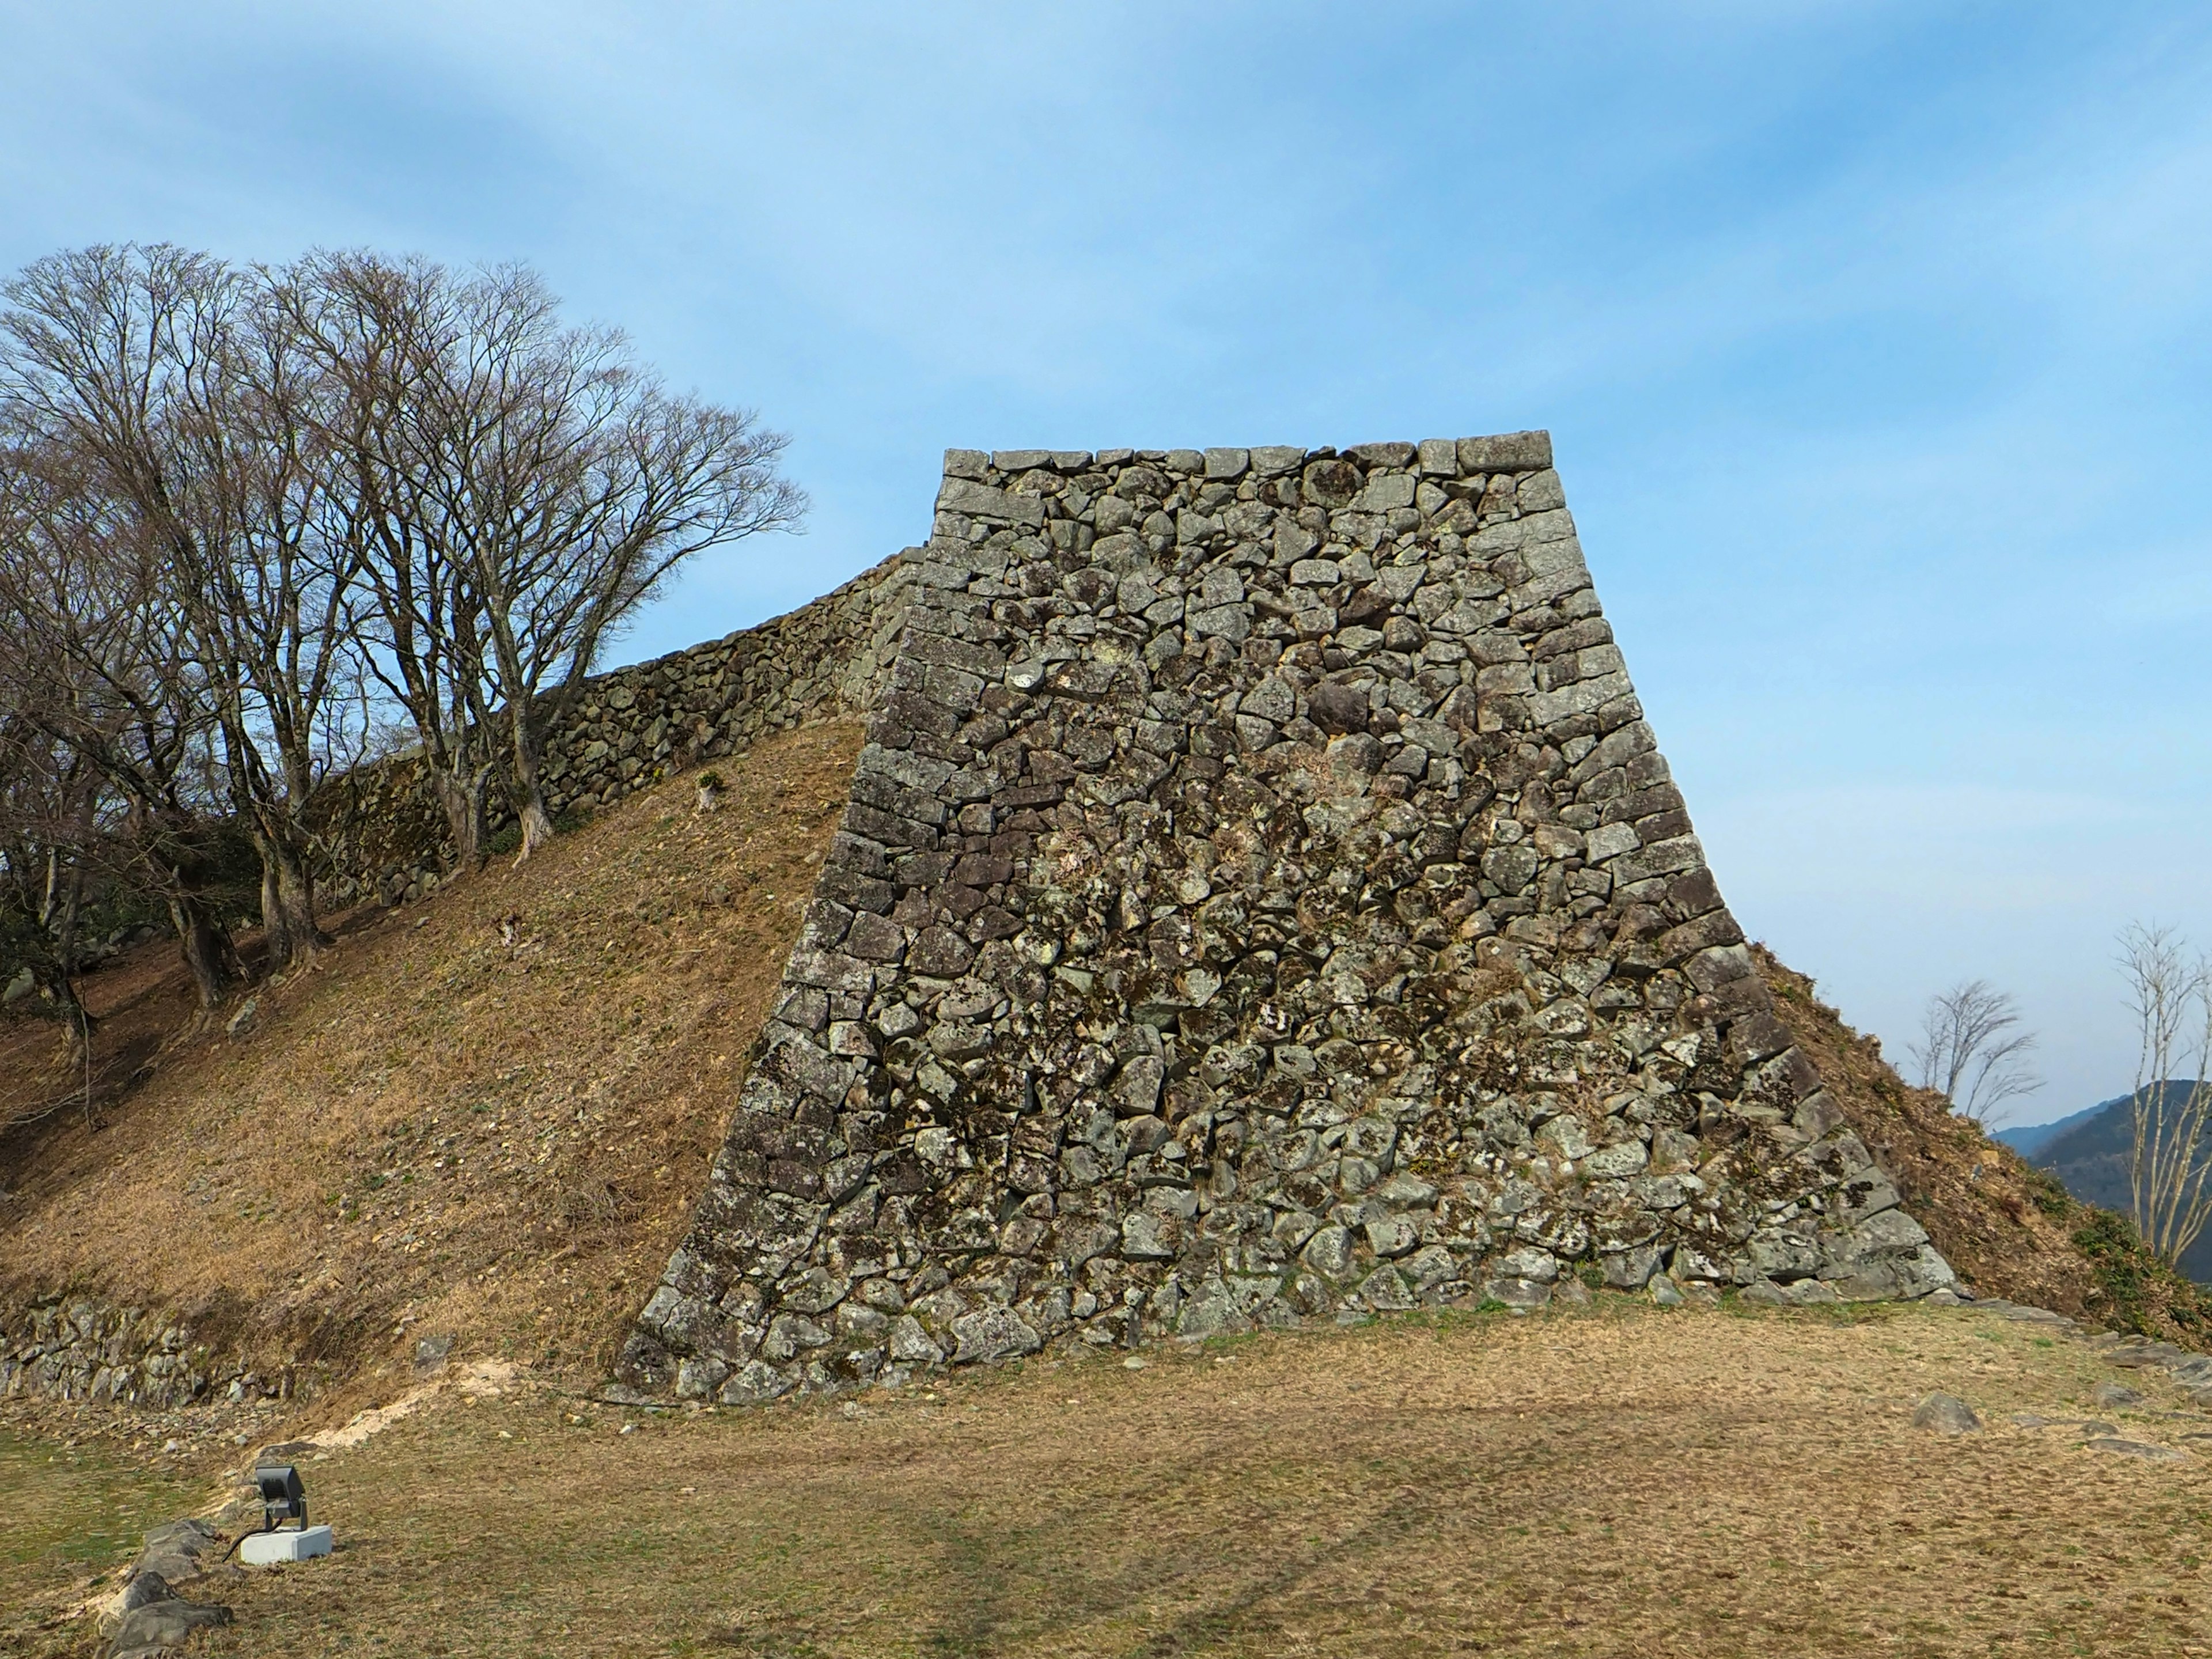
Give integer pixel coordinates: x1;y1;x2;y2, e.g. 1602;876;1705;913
2;1294;270;1408
620;433;1957;1404
321;556;916;908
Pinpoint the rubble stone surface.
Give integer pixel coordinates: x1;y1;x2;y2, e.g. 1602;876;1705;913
0;1296;261;1408
321;556;916;907
619;433;1958;1402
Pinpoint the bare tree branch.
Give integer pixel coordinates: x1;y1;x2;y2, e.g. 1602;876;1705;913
0;424;243;1010
287;252;805;862
1908;978;2043;1126
2117;923;2212;1266
0;244;370;974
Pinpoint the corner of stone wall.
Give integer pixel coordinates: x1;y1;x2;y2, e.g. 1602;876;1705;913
618;434;1954;1405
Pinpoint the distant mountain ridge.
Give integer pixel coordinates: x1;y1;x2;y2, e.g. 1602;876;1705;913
1995;1100;2120;1158
2015;1085;2212;1285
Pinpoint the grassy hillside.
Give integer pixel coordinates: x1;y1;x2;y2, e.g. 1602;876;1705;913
2018;1087;2212;1285
1759;948;2212;1342
0;721;862;1408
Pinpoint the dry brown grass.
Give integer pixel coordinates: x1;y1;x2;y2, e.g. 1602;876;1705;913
1759;946;2212;1344
16;1300;2212;1658
0;721;862;1405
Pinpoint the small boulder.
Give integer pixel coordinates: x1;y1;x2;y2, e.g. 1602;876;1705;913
105;1593;232;1657
131;1517;224;1585
115;1571;175;1615
2087;1436;2187;1461
2092;1381;2145;1411
1483;1276;1551;1310
1912;1392;1982;1434
948;1306;1040;1365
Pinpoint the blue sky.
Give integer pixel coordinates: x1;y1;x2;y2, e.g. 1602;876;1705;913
6;2;2210;1119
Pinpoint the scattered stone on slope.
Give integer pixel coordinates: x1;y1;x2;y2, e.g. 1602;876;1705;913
2097;1337;2212;1411
1972;1299;2078;1330
415;1332;454;1377
1912;1393;1981;1434
2010;1414;2117;1434
2086;1437;2188;1462
2091;1381;2144;1410
2106;1339;2194;1369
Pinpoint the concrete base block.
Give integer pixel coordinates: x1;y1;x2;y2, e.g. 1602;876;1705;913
240;1524;333;1565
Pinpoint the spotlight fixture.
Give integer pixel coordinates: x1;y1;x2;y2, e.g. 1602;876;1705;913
255;1464;307;1531
238;1463;334;1565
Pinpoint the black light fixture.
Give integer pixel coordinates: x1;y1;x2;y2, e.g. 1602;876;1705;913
255;1464;308;1532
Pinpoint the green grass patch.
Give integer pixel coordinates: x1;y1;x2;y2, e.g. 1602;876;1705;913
0;1425;199;1612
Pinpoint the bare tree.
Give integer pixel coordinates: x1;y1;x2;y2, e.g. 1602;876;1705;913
0;708;101;1046
274;253;503;872
1908;978;2042;1126
0;429;243;1010
0;245;368;972
0;238;804;995
288;252;805;862
2116;924;2212;1265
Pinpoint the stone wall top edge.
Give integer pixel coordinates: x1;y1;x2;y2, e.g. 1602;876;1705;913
943;431;1554;481
573;547;918;686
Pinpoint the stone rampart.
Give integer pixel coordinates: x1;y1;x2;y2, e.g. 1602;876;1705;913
1;1294;271;1409
322;554;917;907
618;434;1955;1405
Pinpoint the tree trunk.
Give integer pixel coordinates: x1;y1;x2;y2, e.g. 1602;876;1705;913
506;711;557;861
257;850;297;972
44;860;89;1046
274;851;326;963
432;765;490;874
517;795;557;861
253;827;328;973
169;894;238;1012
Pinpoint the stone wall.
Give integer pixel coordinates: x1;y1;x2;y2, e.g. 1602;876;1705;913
0;1294;274;1409
618;434;1956;1406
2;556;918;1418
321;554;918;908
